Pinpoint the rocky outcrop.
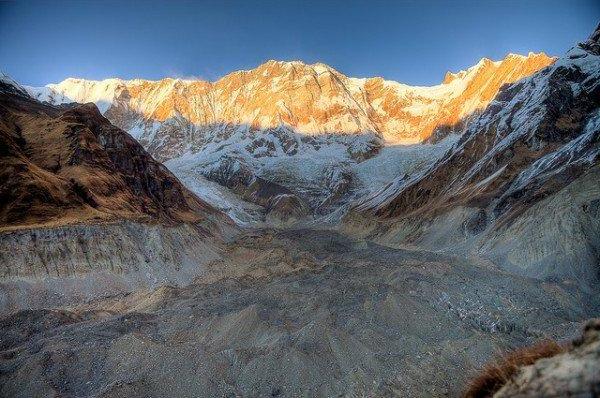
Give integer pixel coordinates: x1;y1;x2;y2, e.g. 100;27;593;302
494;319;600;397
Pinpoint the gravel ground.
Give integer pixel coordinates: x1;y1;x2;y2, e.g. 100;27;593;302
1;229;598;397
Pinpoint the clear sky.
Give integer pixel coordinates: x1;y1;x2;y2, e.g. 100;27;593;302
1;0;598;86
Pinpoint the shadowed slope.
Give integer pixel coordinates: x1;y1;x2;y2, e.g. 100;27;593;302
0;77;227;230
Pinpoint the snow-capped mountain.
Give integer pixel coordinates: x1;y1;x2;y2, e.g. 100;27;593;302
347;25;600;288
28;53;553;145
25;53;554;223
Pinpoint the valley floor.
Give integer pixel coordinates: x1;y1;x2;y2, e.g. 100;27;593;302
1;228;598;397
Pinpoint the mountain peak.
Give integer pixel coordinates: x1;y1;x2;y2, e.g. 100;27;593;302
254;59;341;76
442;52;555;84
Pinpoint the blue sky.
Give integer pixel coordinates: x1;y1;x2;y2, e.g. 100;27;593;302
0;0;598;86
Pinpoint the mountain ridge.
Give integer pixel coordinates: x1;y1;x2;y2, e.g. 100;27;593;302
19;52;556;224
29;52;553;90
26;52;555;145
344;24;600;289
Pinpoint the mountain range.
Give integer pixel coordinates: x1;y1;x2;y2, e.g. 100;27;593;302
0;24;599;398
27;52;553;145
23;52;555;224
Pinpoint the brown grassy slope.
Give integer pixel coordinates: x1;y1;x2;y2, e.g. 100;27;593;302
0;81;224;230
463;340;564;398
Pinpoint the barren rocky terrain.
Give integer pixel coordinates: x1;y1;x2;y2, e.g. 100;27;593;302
1;229;598;397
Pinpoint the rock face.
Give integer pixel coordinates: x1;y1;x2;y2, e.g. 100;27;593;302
0;76;226;230
346;24;600;289
494;319;600;397
0;221;223;315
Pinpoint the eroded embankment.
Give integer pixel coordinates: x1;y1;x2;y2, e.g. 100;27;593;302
0;221;227;314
